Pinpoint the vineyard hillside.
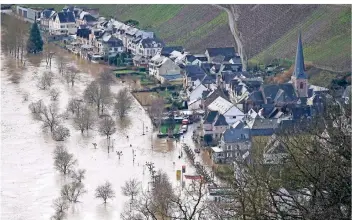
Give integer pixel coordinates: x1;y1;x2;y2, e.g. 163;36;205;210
26;4;351;71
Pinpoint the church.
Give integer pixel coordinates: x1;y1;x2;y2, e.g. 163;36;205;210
238;32;329;116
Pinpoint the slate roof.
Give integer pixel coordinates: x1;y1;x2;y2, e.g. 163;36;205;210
223;128;250;143
186;55;197;63
262;83;297;104
76;28;91;39
190;84;208;102
185;65;206;78
232;120;245;129
160;46;183;56
249;118;279;129
202;74;216;85
204;111;218;123
214;114;228;126
206;47;236;61
220;63;241;72
248;91;264;103
57;12;75;23
82;14;97;22
230;56;242;65
293;32;308;79
42;9;54;19
140;38;165;48
203;88;229;108
241;78;263;91
106;36;123;47
212;55;225;64
200;62;212;74
194;54;208;62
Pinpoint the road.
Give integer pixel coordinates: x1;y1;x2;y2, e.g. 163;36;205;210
213;4;247;71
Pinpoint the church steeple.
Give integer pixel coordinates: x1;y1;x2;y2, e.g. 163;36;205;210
293;32;307;79
291;32;308;98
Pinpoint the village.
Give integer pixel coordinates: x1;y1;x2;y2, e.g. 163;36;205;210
2;4;351;218
13;3;350;177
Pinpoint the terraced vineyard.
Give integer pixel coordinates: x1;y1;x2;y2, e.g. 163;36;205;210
247;5;351;71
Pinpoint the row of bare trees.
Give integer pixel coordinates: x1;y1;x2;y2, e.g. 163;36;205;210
51;145;87;219
51;145;118;219
120;170;209;220
1;13;28;65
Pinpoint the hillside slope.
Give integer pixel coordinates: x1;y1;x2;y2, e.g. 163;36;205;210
26;4;350;71
244;5;351;72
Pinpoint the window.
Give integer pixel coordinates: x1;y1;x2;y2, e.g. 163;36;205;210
232;116;236;119
300;82;304;89
60;25;65;28
227;145;231;150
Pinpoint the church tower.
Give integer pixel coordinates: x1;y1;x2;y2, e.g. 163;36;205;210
291;32;308;98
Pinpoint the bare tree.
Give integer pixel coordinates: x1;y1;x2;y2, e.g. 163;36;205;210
114;88;133;119
37;71;54;90
66;98;84;116
53;145;77;175
65;65;80;87
57;51;68;75
29;99;45;117
150;97;164;129
121;178;141;201
39;103;61;133
98;71;116;86
127;170;209;220
49;88;60;101
70;169;86;183
95;181;115;204
52;125;70;141
98;115;116;139
84;80;112;114
1;13;28;64
51;197;69;220
61;181;87;203
73;105;96;134
44;43;55;68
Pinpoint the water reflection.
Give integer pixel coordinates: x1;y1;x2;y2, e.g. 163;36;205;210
27;53;43;68
2;58;25;84
96;203;113;220
116;116;132;134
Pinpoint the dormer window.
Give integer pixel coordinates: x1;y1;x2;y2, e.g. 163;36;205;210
300;82;304;89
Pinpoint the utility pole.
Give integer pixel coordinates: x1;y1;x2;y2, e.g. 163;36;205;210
142;121;145;135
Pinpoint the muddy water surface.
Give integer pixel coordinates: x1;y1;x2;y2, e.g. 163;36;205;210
1;51;196;220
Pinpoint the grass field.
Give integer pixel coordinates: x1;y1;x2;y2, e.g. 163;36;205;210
159;124;181;134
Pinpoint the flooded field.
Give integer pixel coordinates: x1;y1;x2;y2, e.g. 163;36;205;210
0;52;198;220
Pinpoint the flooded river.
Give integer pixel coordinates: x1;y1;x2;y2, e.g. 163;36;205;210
1;51;198;220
